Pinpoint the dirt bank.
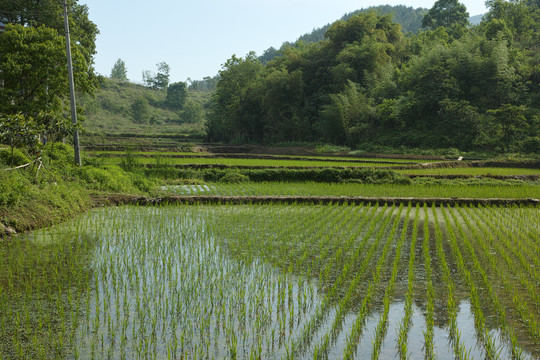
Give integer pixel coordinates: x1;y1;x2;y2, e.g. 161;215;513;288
94;194;540;207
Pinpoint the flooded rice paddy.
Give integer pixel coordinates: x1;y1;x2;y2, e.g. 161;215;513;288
0;204;538;359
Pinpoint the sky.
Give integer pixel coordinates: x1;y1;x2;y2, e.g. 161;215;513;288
79;0;488;84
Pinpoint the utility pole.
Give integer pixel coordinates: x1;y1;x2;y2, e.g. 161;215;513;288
63;0;81;166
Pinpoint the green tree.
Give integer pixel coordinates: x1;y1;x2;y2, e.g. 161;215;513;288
0;24;94;120
422;0;469;29
181;101;204;124
484;0;539;42
319;81;374;147
436;99;480;149
166;82;188;110
110;58;128;82
0;0;98;65
207;53;264;142
154;62;170;90
142;70;154;87
0;114;40;166
142;62;170;90
260;68;305;141
131;97;150;123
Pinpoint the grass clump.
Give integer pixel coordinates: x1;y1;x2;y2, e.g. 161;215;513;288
0;171;29;206
72;165;153;193
219;171;249;183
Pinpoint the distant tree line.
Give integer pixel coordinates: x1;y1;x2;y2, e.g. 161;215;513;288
208;0;540;153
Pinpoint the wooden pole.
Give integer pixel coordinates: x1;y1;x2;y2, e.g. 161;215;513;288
63;0;81;166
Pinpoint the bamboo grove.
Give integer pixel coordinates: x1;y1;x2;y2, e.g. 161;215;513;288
207;1;539;153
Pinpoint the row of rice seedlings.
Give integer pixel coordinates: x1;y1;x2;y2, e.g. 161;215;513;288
468;205;540;314
439;206;502;359
456;205;540;348
396;204;420;359
342;204;404;360
3;204;538;359
294;204;358;283
218;203;396;358
370;203;411;360
289;204;389;356
313;204;404;359
218;203;330;269
289;204;393;357
451;207;524;359
490;207;540;264
0;224;94;359
176;181;540;199
491;206;540;246
431;205;471;360
209;204;358;354
473;205;540;287
422;204;436;359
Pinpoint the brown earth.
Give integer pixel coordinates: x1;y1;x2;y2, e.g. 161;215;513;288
93;194;540;207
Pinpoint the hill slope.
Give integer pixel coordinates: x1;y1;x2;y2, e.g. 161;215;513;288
78;78;208;138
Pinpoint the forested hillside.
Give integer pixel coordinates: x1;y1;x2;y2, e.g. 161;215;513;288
208;0;540;154
258;5;428;65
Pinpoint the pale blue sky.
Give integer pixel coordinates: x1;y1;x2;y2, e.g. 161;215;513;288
79;0;488;84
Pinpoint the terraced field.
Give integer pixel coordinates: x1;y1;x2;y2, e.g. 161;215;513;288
2;146;538;359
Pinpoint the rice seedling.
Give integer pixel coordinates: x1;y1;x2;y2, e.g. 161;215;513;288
395;204;420;360
431;205;472;360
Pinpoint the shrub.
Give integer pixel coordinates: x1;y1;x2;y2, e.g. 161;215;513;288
219;172;249;183
0;148;31;167
42;142;75;167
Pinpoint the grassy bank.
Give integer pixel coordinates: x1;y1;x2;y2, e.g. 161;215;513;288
0;144;154;236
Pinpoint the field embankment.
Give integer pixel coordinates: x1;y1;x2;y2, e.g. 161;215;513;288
95;193;540;207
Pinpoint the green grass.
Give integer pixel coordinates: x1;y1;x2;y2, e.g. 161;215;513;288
158;181;540;199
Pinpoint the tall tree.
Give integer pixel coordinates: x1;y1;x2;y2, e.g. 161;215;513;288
0;24;94;119
0;0;98;65
110;58;128;82
154;62;170;90
207;53;263;142
141;62;170;90
422;0;469;29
